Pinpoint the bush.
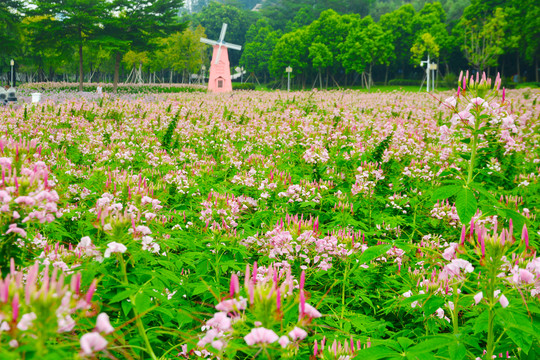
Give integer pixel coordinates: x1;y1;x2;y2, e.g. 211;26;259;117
233;82;256;90
443;72;457;89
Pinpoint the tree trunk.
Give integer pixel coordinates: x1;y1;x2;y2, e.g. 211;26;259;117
113;51;121;93
384;65;389;86
534;56;538;82
78;42;84;92
516;52;520;77
319;70;322;89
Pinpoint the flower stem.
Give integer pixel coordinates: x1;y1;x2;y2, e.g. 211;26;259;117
467;114;480;185
118;255;158;360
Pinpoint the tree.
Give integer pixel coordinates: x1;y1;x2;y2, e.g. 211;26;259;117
411;32;440;64
153;25;208;83
269;28;309;87
0;0;23;78
459;7;508;71
104;0;186;92
340;16;394;88
379;4;416;79
28;0;107;91
240;19;280;82
309;43;333;88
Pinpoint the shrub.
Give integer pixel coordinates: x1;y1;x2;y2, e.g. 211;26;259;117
233;82;256;90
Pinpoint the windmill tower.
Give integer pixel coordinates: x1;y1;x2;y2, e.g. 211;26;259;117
200;23;242;93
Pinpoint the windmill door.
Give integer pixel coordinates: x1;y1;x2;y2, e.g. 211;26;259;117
216;77;224;89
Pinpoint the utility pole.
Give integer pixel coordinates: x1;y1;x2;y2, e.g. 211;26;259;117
286;66;292;92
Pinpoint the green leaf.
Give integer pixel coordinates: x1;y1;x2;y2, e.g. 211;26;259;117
432;185;462;200
507;327;533;354
409;336;454;354
397;337;414;350
121;300;133;316
110;289;137;303
455;188;477;224
354;346;400;360
358;244;392;264
474;310;489;334
449;341;467;360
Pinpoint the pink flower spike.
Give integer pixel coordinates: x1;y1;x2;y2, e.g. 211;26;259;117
502;88;506;103
300;270;305;290
248;281;254;305
458;70;463;83
478;232;485;258
460;225;466;245
508;218;513;236
499;294;509;308
252;262;258;283
230;274;239;297
12;293;19;321
522;224;529;248
245;264;251;289
276;287;281;310
314;340;318;355
299;289;306;316
86;279;97;304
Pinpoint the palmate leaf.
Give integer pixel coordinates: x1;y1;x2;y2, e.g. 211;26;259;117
455;188;478;224
432;184;462;200
358;244;392;264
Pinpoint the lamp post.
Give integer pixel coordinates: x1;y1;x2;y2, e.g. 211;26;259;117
201;65;206;85
286;66;292;92
10;59;14;87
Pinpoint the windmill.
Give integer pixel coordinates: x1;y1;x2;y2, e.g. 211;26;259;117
200;23;242;93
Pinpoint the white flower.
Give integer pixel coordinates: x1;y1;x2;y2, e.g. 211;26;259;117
104;242;127;258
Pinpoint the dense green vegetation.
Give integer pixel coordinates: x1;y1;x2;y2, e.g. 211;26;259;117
0;0;538;89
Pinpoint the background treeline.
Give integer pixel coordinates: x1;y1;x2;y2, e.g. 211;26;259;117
1;0;538;90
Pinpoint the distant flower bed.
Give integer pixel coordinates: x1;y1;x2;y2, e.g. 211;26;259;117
18;82;206;94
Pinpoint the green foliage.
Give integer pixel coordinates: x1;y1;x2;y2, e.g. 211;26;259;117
232;82;256;90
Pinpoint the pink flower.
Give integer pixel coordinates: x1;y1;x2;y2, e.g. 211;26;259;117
288;327;307;341
211;339;225;350
499;294;509;308
474;292;483;305
435;308;444;319
215;297;247;312
80;332;108;355
5;223;27;238
519;269;535;284
442;243;458;261
104;242;127;258
17;312;37;331
244;327;279;346
278;335;290;348
303;303;322;318
96;313;114;334
206;312;232;332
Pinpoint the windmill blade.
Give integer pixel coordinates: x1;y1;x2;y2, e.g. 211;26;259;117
215;45;222;64
223;42;242;51
200;38;219;46
219;23;228;42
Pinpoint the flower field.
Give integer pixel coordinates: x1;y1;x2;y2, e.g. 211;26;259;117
0;78;539;359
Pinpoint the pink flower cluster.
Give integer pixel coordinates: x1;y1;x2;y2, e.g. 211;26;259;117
0;260;99;352
241;214;363;271
199;191;257;231
190;263;322;356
